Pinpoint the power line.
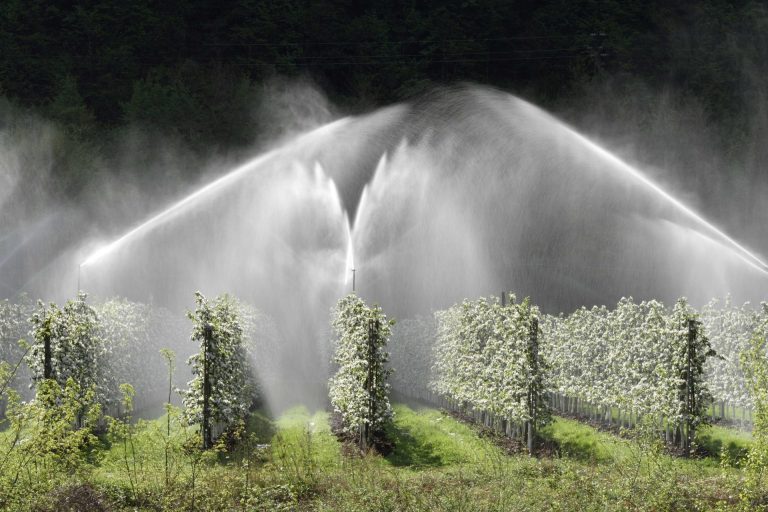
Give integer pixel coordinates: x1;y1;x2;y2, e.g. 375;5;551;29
202;35;604;68
282;53;590;68
208;47;593;67
282;47;586;60
204;35;581;48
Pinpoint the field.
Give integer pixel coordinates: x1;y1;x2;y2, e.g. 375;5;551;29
3;401;754;511
2;293;767;511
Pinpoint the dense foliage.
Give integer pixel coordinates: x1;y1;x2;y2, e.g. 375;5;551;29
543;297;716;450
432;295;550;443
740;303;768;504
2;1;766;133
181;292;255;444
26;293;111;417
0;378;101;509
328;294;393;448
0;292;269;427
702;297;763;410
0;297;31;365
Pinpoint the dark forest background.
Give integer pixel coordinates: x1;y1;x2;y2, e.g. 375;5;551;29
1;0;767;249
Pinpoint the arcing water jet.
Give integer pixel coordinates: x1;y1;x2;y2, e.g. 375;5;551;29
81;117;352;269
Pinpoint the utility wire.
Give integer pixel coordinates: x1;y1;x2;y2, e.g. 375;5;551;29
210;48;596;67
281;54;592;68
202;36;606;67
204;34;583;47
283;47;587;60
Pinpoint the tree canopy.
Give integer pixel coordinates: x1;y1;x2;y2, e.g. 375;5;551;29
1;1;765;134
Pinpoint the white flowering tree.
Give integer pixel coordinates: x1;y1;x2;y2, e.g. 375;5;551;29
329;294;394;451
97;299;154;413
670;299;716;452
702;297;759;413
543;305;611;411
432;294;550;451
26;292;109;425
542;296;715;452
181;292;254;449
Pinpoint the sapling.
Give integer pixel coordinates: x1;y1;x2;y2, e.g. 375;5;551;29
160;348;176;487
107;383;139;502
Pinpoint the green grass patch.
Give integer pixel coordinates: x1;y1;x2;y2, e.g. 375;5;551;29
270;405;341;472
542;416;630;462
385;404;503;468
696;424;752;464
246;409;276;441
1;403;762;510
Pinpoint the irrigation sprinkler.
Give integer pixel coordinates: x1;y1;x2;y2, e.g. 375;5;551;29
351;268;356;292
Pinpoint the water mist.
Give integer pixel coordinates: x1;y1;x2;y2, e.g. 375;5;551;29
8;85;768;413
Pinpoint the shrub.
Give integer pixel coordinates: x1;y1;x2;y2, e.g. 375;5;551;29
740;303;768;507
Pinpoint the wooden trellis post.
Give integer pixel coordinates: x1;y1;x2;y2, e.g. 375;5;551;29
202;322;213;450
43;329;52;380
527;316;539;454
683;318;698;455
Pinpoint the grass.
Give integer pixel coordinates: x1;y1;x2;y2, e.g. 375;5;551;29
542;416;631;462
696;423;752;464
541;415;754;465
270;406;342;473
385;404;503;468
1;402;762;510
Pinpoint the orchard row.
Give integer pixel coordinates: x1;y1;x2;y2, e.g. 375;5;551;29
2;291;767;454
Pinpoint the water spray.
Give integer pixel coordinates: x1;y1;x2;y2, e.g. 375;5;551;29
571;131;768;276
515;98;768;276
81;118;351;269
